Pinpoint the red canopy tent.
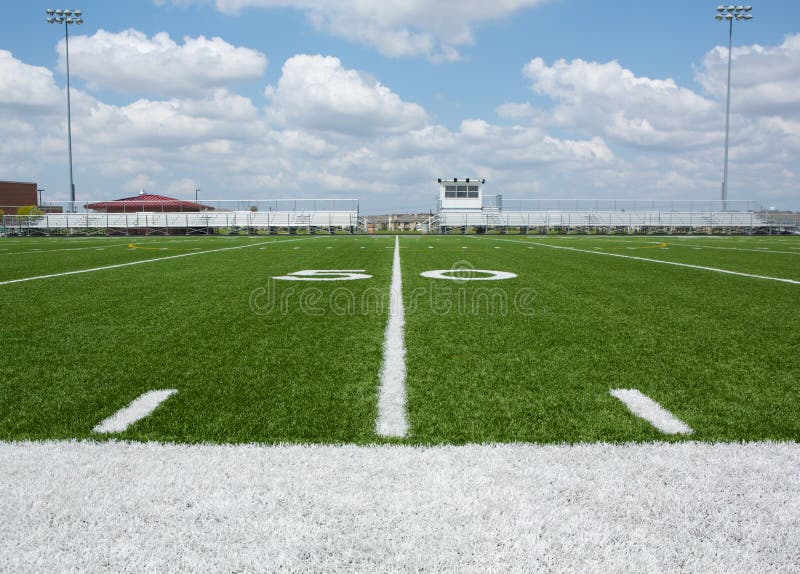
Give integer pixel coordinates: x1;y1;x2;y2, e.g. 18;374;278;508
84;193;214;213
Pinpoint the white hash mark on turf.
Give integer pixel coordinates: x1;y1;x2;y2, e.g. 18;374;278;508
610;389;693;435
93;390;178;434
376;235;408;438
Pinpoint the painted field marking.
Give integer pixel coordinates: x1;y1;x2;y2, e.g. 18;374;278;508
0;243;128;257
0;237;316;286
273;269;373;281
421;269;517;281
376;235;408;438
666;243;800;256
93;389;177;434
127;243;169;251
610;389;693;435
480;237;800;285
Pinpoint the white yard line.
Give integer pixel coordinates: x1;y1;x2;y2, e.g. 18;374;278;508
0;243;130;257
480;237;800;285
376;235;408;438
0;237;316;286
0;441;797;572
610;389;693;435
663;242;800;255
93;390;178;434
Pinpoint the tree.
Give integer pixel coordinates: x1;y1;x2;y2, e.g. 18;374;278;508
16;205;44;216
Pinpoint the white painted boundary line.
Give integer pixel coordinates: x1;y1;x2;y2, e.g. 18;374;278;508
0;236;317;286
0;243;130;257
376;235;408;437
663;242;800;256
2;441;798;572
610;389;693;435
480;237;800;285
93;389;178;434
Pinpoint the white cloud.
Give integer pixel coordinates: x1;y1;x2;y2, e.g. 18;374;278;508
266;55;427;135
496;102;537;121
522;57;718;151
79;89;262;147
198;0;549;61
0;50;62;110
60;30;267;96
123;174;157;194
165;177;200;198
697;33;800;118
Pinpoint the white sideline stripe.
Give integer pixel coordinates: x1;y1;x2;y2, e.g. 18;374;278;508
376;235;408;437
2;441;798;572
0;237;316;286
93;389;177;434
481;237;800;285
610;389;693;435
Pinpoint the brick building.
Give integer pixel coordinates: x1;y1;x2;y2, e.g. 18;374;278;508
0;181;38;214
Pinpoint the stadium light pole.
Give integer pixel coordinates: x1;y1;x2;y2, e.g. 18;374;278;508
46;8;84;212
715;5;752;211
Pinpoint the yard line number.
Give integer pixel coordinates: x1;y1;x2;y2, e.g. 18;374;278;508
273;269;517;281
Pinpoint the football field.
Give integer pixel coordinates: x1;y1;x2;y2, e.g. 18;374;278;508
1;234;798;444
1;234;799;571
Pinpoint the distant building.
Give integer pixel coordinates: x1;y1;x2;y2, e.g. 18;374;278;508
84;192;214;213
0;181;37;214
367;213;430;232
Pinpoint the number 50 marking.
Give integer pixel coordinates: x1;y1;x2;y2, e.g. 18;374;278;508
273;269;517;281
273;269;373;281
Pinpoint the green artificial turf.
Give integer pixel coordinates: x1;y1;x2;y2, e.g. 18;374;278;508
0;234;798;444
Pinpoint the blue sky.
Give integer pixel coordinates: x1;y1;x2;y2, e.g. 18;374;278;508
2;0;798;212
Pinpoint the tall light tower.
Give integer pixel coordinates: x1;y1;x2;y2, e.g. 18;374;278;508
46;8;84;211
715;5;752;211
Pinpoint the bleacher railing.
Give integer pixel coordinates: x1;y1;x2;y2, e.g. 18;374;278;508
481;197;762;212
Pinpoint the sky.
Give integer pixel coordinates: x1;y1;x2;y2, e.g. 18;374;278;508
1;0;798;214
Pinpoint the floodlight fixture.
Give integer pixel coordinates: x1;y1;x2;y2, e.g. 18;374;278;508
714;4;753;211
45;8;84;210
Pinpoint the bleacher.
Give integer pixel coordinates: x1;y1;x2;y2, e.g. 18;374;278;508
437;209;773;232
3;209;360;236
